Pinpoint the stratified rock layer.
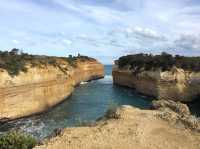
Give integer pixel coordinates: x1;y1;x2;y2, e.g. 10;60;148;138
112;65;200;102
0;59;104;121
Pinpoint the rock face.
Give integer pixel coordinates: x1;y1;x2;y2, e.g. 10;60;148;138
0;59;104;121
152;99;200;131
152;100;191;116
112;64;200;102
152;99;191;116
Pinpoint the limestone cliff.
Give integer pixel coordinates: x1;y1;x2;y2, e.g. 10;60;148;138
113;65;200;102
0;58;104;121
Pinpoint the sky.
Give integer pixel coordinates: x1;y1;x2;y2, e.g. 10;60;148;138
0;0;200;64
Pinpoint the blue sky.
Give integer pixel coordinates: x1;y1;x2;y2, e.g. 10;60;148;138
0;0;200;64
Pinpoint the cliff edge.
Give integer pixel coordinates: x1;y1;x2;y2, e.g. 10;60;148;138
112;53;200;102
34;104;200;149
0;50;104;121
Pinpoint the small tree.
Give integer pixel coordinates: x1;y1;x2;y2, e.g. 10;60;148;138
10;48;19;55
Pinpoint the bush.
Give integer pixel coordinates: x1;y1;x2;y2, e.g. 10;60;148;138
5;57;27;76
0;131;37;149
117;52;200;72
105;101;120;119
0;49;96;76
65;55;76;67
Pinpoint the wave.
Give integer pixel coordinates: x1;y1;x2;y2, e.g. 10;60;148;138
97;75;113;84
80;81;89;85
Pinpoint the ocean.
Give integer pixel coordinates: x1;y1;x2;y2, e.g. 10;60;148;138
0;65;152;139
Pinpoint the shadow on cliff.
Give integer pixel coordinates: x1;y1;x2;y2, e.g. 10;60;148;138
187;95;200;117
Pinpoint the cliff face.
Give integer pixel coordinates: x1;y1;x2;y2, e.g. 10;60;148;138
0;59;104;121
112;65;200;102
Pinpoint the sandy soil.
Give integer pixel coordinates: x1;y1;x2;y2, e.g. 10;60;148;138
34;105;200;149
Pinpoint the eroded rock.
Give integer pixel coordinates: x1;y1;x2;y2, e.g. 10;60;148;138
152;99;200;131
152;99;190;116
112;66;200;102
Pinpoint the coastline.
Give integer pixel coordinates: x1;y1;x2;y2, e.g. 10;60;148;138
0;59;104;122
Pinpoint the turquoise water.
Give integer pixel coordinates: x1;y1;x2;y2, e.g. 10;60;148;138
0;65;152;139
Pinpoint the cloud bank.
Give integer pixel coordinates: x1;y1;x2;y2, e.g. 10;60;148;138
0;0;200;63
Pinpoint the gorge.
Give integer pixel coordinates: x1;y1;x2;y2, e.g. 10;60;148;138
33;53;200;149
1;52;200;149
0;65;152;139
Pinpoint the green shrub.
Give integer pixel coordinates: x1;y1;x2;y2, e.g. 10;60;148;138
105;101;120;119
65;55;76;67
117;52;200;72
0;131;37;149
0;49;95;76
5;58;27;76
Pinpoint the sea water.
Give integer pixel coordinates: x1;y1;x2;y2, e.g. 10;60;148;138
0;65;152;139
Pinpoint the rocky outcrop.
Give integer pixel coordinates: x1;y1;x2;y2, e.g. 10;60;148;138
0;59;104;121
112;65;200;102
152;99;191;116
152;99;200;131
34;105;200;149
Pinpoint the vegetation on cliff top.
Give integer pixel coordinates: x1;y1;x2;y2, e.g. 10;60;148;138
0;49;95;76
117;52;200;72
0;131;37;149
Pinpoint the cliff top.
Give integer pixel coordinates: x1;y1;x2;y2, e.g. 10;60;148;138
0;48;96;76
116;52;200;72
35;105;200;149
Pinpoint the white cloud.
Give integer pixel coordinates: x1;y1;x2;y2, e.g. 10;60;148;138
125;26;166;41
12;40;19;44
174;34;200;51
63;39;72;45
0;0;200;64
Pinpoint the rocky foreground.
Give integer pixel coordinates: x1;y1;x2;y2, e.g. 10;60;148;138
35;100;200;149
